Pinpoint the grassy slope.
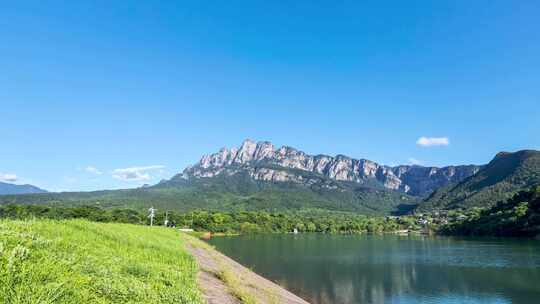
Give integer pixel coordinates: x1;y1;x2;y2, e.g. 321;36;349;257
0;220;203;304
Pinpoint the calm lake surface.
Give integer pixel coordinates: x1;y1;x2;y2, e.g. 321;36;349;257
208;234;540;304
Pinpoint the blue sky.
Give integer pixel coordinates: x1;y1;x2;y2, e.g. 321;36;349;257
1;1;539;191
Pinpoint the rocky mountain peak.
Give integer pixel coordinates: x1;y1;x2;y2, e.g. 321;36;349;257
182;140;482;197
254;141;275;159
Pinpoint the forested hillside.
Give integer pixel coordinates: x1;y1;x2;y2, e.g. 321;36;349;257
419;150;540;211
441;186;540;237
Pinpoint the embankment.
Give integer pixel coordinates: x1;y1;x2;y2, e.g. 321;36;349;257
181;233;309;304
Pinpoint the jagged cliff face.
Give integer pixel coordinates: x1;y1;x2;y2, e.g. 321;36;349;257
181;139;481;197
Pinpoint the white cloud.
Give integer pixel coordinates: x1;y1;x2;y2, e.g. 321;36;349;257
85;166;103;175
416;136;449;147
0;173;18;182
112;165;165;181
408;158;423;166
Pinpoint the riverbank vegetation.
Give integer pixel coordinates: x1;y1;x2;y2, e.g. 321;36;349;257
0;219;203;303
0;205;416;234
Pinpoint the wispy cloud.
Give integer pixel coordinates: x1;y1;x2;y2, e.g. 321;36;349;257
408;158;423;166
85;166;103;175
0;173;18;182
112;165;165;181
416;136;449;147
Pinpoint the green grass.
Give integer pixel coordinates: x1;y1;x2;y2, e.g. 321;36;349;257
0;219;204;304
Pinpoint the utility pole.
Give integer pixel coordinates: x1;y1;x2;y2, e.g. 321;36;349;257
148;206;156;227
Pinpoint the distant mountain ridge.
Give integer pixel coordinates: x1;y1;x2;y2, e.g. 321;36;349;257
178;139;482;197
0;182;47;195
0;139;481;215
2;141;537;216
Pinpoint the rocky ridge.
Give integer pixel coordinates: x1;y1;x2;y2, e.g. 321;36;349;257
180;139;481;197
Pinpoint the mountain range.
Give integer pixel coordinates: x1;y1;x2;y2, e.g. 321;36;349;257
0;182;47;195
1;140;538;215
179;139;481;197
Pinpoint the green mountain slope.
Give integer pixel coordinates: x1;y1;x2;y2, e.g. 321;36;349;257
0;170;417;215
419;150;540;211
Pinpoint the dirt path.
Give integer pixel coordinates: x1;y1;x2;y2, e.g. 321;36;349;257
183;234;310;304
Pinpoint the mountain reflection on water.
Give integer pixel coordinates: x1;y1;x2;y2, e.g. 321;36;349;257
208;234;540;304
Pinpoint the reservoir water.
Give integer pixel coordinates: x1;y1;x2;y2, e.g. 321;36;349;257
208;234;540;304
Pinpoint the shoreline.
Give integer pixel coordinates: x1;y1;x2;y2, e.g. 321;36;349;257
181;232;310;304
190;229;540;239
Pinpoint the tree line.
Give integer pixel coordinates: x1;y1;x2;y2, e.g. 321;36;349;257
7;185;538;237
0;204;408;234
